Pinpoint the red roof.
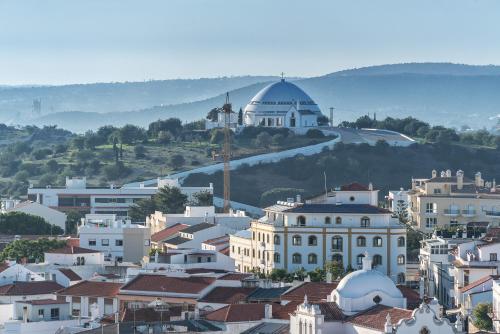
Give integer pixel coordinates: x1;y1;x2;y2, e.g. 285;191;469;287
218;273;253;281
340;182;372;191
397;285;421;307
151;223;189;243
59;268;82;281
219;247;230;256
0;281;63;296
281;282;338;303
120;274;215;294
347;305;412;331
46;245;100;254
19;299;68;305
204;303;282;322
57;281;122;297
199;287;256;304
459;275;500;293
0;262;10;274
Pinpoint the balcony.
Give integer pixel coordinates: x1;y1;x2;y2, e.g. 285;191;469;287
461;209;476;217
443;209;460;217
485;211;500;217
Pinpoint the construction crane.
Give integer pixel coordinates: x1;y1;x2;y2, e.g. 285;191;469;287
222;93;232;213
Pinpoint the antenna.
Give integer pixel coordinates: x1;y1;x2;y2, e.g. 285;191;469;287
324;171;328;198
222;93;232;213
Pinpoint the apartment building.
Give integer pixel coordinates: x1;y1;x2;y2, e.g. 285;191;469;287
408;170;500;231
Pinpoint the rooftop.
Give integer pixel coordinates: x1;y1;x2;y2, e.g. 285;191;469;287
199;287;256;304
151;223;188;243
346;304;413;331
340;182;373;191
57;280;122;297
0;281;63;296
58;268;82;281
46;245;101;255
459;275;500;293
247;287;290;301
204;303;279;323
181;223;216;234
284;204;391;214
163;236;190;246
120;274;215;294
281;282;338;303
17;299;68;305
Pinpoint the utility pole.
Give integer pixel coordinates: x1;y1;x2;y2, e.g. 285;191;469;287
329;107;335;127
222;93;232;213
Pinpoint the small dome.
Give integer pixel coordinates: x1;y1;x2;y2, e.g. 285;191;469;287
336;268;403;299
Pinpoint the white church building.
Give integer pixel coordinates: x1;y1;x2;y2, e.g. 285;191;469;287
243;78;323;131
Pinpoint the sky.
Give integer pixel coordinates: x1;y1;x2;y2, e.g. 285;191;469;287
1;0;500;85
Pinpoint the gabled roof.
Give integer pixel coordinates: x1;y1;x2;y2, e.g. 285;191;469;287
346;304;413;331
46;245;100;254
218;273;253;281
247;287;290;301
181;223;215;234
0;281;63;296
151;223;189;243
57;280;122;297
58;268;82;281
163;236;190;245
120;274;215;295
242;322;290;334
459;275;500;293
280;282;338;303
204;303;272;322
284;204;390;214
199;287;256;304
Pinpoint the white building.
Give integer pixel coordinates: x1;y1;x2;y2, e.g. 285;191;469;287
243;78;324;132
230;183;407;284
0;262;45;286
78;214;151;263
44;245;104;266
492;278;500;332
387;188;410;214
289;254;464;334
4;201;67;232
27;176;213;217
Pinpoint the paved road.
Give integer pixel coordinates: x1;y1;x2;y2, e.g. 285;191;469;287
124;127;414;188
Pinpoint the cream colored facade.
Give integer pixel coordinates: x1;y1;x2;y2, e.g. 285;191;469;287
408;170;500;231
230;185;407;283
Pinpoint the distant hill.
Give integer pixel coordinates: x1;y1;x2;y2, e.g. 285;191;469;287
0;76;278;124
12;63;500;132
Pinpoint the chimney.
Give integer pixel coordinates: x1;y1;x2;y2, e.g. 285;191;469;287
384;314;392;334
475;172;483;187
446;169;452;177
296;194;302;203
440;171;445;177
114;312;119;324
457;170;464;190
264;304;272;319
431;170;437;178
368;182;373;191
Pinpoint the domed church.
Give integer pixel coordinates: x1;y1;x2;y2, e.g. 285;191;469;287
243;78;323;130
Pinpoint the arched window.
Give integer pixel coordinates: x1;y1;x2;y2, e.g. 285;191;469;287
297;216;306;226
397;255;405;265
258;233;261;241
308;253;317;264
373;236;383;247
356;254;365;266
292;253;302;264
332;236;343;251
76;257;81;266
308;235;317;246
397;273;406;284
252;232;255;240
357;236;366;247
373;255;382;267
325;217;331;224
274;235;280;245
397;237;405;247
266;234;270;243
419;327;430;334
335;217;342;225
332;254;343;265
361;216;370;227
80;257;85;265
292;235;302;246
274;252;280;263
299;320;302;334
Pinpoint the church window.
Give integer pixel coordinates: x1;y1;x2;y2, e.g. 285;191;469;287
397;255;405;265
274;235;280;245
325;217;331;224
373;295;382;304
308;253;317;264
292;235;302;246
373;236;383;247
419;327;430;334
274;252;280;263
361;217;370;227
357;236;366;247
292;253;302;264
308;236;317;246
373;254;382;267
266;234;270;244
356;254;365;266
297;216;306;226
397;237;405;247
335;217;342;224
332;236;343;251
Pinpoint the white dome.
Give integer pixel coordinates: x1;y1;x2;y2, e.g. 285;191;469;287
336;269;403;299
244;79;321;115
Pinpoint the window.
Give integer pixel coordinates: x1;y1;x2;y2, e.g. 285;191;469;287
115;256;123;262
253;232;255;240
308;235;317;246
425;218;437;229
464;270;470;286
308;253;318;264
50;308;60;320
266;234;270;244
144;239;151;246
258;233;261;241
357;236;366;247
397;255;405;265
356;254;365;266
335;217;342;225
397;237;405;247
197;257;202;263
425;203;437;214
349;196;355;202
231;246;235;253
101;239;109;246
274;252;280;263
361;217;370;227
397;273;406;284
332;236;343;251
292;253;302;264
332;254;343;264
325;217;331;224
238;247;241;255
274;235;280;245
38;309;44;317
490;253;498;261
292;235;302;246
297;216;306;226
373;236;383;247
115;239;123;246
88;239;96;246
433;189;441;194
372;255;382;267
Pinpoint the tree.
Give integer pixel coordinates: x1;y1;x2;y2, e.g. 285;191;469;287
72;137;85;150
129;198;157;222
134;145;147;159
206;108;220;122
103;161;130;180
155;186;188;214
0;212;64;235
325;260;344;280
306;129;325;138
192;191;213;206
317;115;329;126
0;238;67;263
254;132;272;148
170;154;185;169
472;303;493;331
119;124;146;144
272;134;285;146
238;108;243;125
65;210;83;234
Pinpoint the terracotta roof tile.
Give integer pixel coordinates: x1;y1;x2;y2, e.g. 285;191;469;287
218;273;253;281
199;287;256;304
120;274;215;294
459;275;500;293
281;282;338;303
151;223;189;243
0;281;63;296
317;302;345;321
204;303;284;322
59;268;82;281
0;262;10;274
57;281;122;297
397;285;421;307
347;305;412;331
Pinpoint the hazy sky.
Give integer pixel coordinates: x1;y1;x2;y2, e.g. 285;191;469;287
1;0;500;85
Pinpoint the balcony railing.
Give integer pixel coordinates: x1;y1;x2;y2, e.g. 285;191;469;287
443;209;460;216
